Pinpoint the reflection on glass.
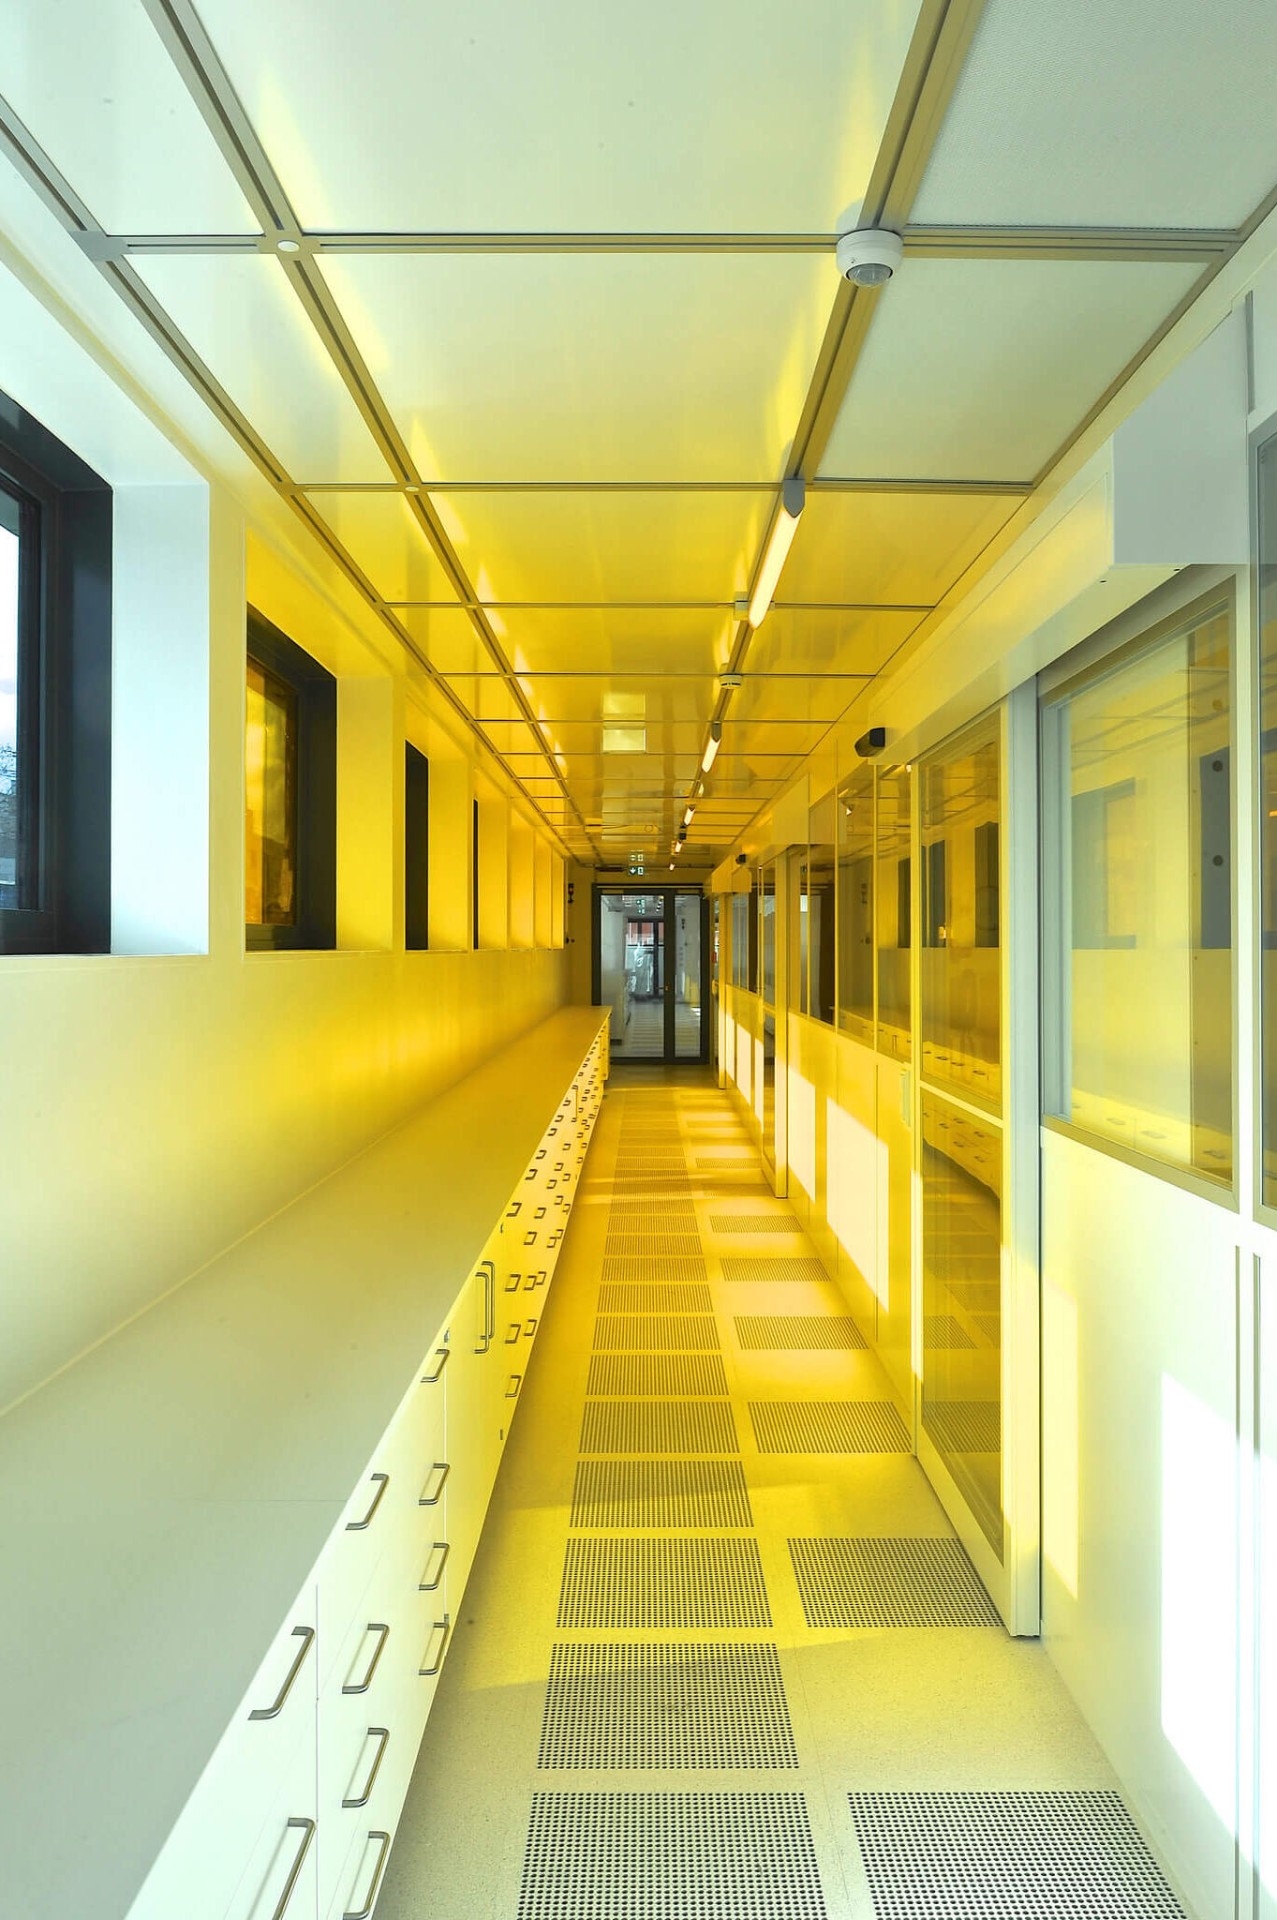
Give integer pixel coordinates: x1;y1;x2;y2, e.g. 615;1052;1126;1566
731;890;750;989
1258;436;1277;1204
760;864;776;1004
803;846;836;1025
748;875;759;991
245;659;296;926
0;485;28;904
920;1089;1003;1559
1044;596;1232;1182
920;719;1001;1108
761;1011;777;1168
875;764;912;1060
674;892;703;1060
837;767;874;1037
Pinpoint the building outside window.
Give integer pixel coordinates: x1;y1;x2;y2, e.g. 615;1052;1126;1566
245;610;336;951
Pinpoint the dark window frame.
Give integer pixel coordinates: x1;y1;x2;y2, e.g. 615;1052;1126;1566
245;608;336;952
0;397;112;957
405;741;429;950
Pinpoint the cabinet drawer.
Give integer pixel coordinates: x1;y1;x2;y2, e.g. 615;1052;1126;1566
227;1730;317;1920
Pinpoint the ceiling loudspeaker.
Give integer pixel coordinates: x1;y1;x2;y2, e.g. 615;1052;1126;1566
855;726;887;758
835;229;903;287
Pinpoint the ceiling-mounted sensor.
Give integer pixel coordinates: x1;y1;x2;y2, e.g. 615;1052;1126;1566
719;671;744;691
835;228;903;287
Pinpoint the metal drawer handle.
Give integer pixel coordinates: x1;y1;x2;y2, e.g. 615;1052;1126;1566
343;1727;390;1809
419;1540;449;1592
505;1373;522;1399
523;1231;538;1247
342;1622;390;1696
504;1271;522;1292
271;1818;316;1920
346;1473;389;1532
505;1324;521;1345
525;1319;538;1337
419;1460;450;1506
505;1200;522;1218
421;1347;449;1384
249;1626;315;1721
420;1615;451;1677
344;1831;391;1920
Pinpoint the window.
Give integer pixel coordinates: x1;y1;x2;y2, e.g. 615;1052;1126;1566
837;767;874;1036
472;797;480;948
1261;436;1277;1205
245;611;335;950
759;863;777;1004
1042;588;1233;1183
405;743;429;950
875;763;912;1060
920;717;1001;1110
801;791;836;1026
0;397;111;956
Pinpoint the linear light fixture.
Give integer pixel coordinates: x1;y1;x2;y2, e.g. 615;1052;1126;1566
700;720;723;775
681;806;695;831
746;477;805;629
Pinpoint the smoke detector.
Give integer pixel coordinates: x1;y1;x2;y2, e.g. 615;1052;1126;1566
835;228;904;287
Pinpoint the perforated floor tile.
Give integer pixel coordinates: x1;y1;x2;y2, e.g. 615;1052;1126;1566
923;1314;977;1350
579;1398;739;1456
734;1315;867;1351
605;1232;704;1259
518;1792;827;1920
601;1257;708;1286
847;1791;1185;1918
721;1256;831;1285
537;1644;796;1769
748;1400;911;1454
557;1537;772;1627
709;1213;806;1235
586;1352;729;1397
599;1282;715;1314
611;1197;697;1218
593;1314;721;1352
923;1400;1002;1454
789;1538;1000;1628
571;1458;753;1528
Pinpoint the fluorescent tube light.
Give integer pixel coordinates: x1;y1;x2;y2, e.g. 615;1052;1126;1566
700;723;722;774
746;477;805;629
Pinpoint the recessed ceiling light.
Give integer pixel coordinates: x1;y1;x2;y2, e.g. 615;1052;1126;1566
276;237;302;255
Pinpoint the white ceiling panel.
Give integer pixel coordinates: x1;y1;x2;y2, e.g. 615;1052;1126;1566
437;491;771;607
0;0;257;233
197;0;922;231
305;493;461;601
318;254;831;482
782;491;1017;607
913;0;1277;228
820;259;1202;481
134;258;389;479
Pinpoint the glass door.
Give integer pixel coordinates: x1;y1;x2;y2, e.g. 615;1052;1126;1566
594;887;709;1064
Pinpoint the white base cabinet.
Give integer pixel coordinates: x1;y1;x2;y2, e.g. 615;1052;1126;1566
123;1023;606;1920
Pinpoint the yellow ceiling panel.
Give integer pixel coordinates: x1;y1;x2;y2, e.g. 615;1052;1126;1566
436;490;771;607
747;606;924;677
514;677;711;728
479;607;734;677
199;0;922;230
729;677;861;726
133;260;390;481
819;259;1202;482
720;719;830;757
308;493;461;601
782;490;1018;608
443;676;527;726
394;608;492;674
318;253;830;482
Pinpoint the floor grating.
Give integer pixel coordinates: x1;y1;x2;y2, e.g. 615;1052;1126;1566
571;1458;753;1528
605;1233;705;1259
593;1314;721;1353
599;1282;714;1314
720;1256;831;1286
518;1792;828;1920
734;1314;867;1351
584;1355;728;1399
579;1398;739;1456
923;1314;977;1351
557;1537;772;1627
788;1537;1000;1628
709;1214;807;1235
847;1791;1186;1918
748;1400;911;1454
537;1644;797;1769
601;1257;708;1286
922;1400;1002;1454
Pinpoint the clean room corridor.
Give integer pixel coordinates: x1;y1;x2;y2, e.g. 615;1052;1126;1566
376;1079;1184;1920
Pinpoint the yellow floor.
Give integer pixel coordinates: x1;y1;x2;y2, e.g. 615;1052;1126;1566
376;1079;1161;1919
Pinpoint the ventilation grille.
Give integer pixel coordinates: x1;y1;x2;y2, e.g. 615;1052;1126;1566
605;1233;704;1259
538;1644;796;1770
586;1352;728;1397
721;1257;830;1286
579;1399;739;1457
611;1197;697;1219
847;1791;1185;1919
599;1282;715;1314
557;1537;772;1627
923;1400;1001;1454
593;1314;721;1353
748;1400;911;1455
519;1793;827;1920
789;1538;999;1628
734;1315;867;1351
611;1176;693;1194
923;1314;976;1351
571;1458;753;1529
602;1257;708;1286
709;1214;805;1236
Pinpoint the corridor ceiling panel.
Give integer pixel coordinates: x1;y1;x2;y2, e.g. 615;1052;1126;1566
4;0;1267;862
783;493;1018;609
913;0;1277;228
317;254;832;483
819;260;1203;483
135;256;390;480
0;0;256;232
193;0;924;231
